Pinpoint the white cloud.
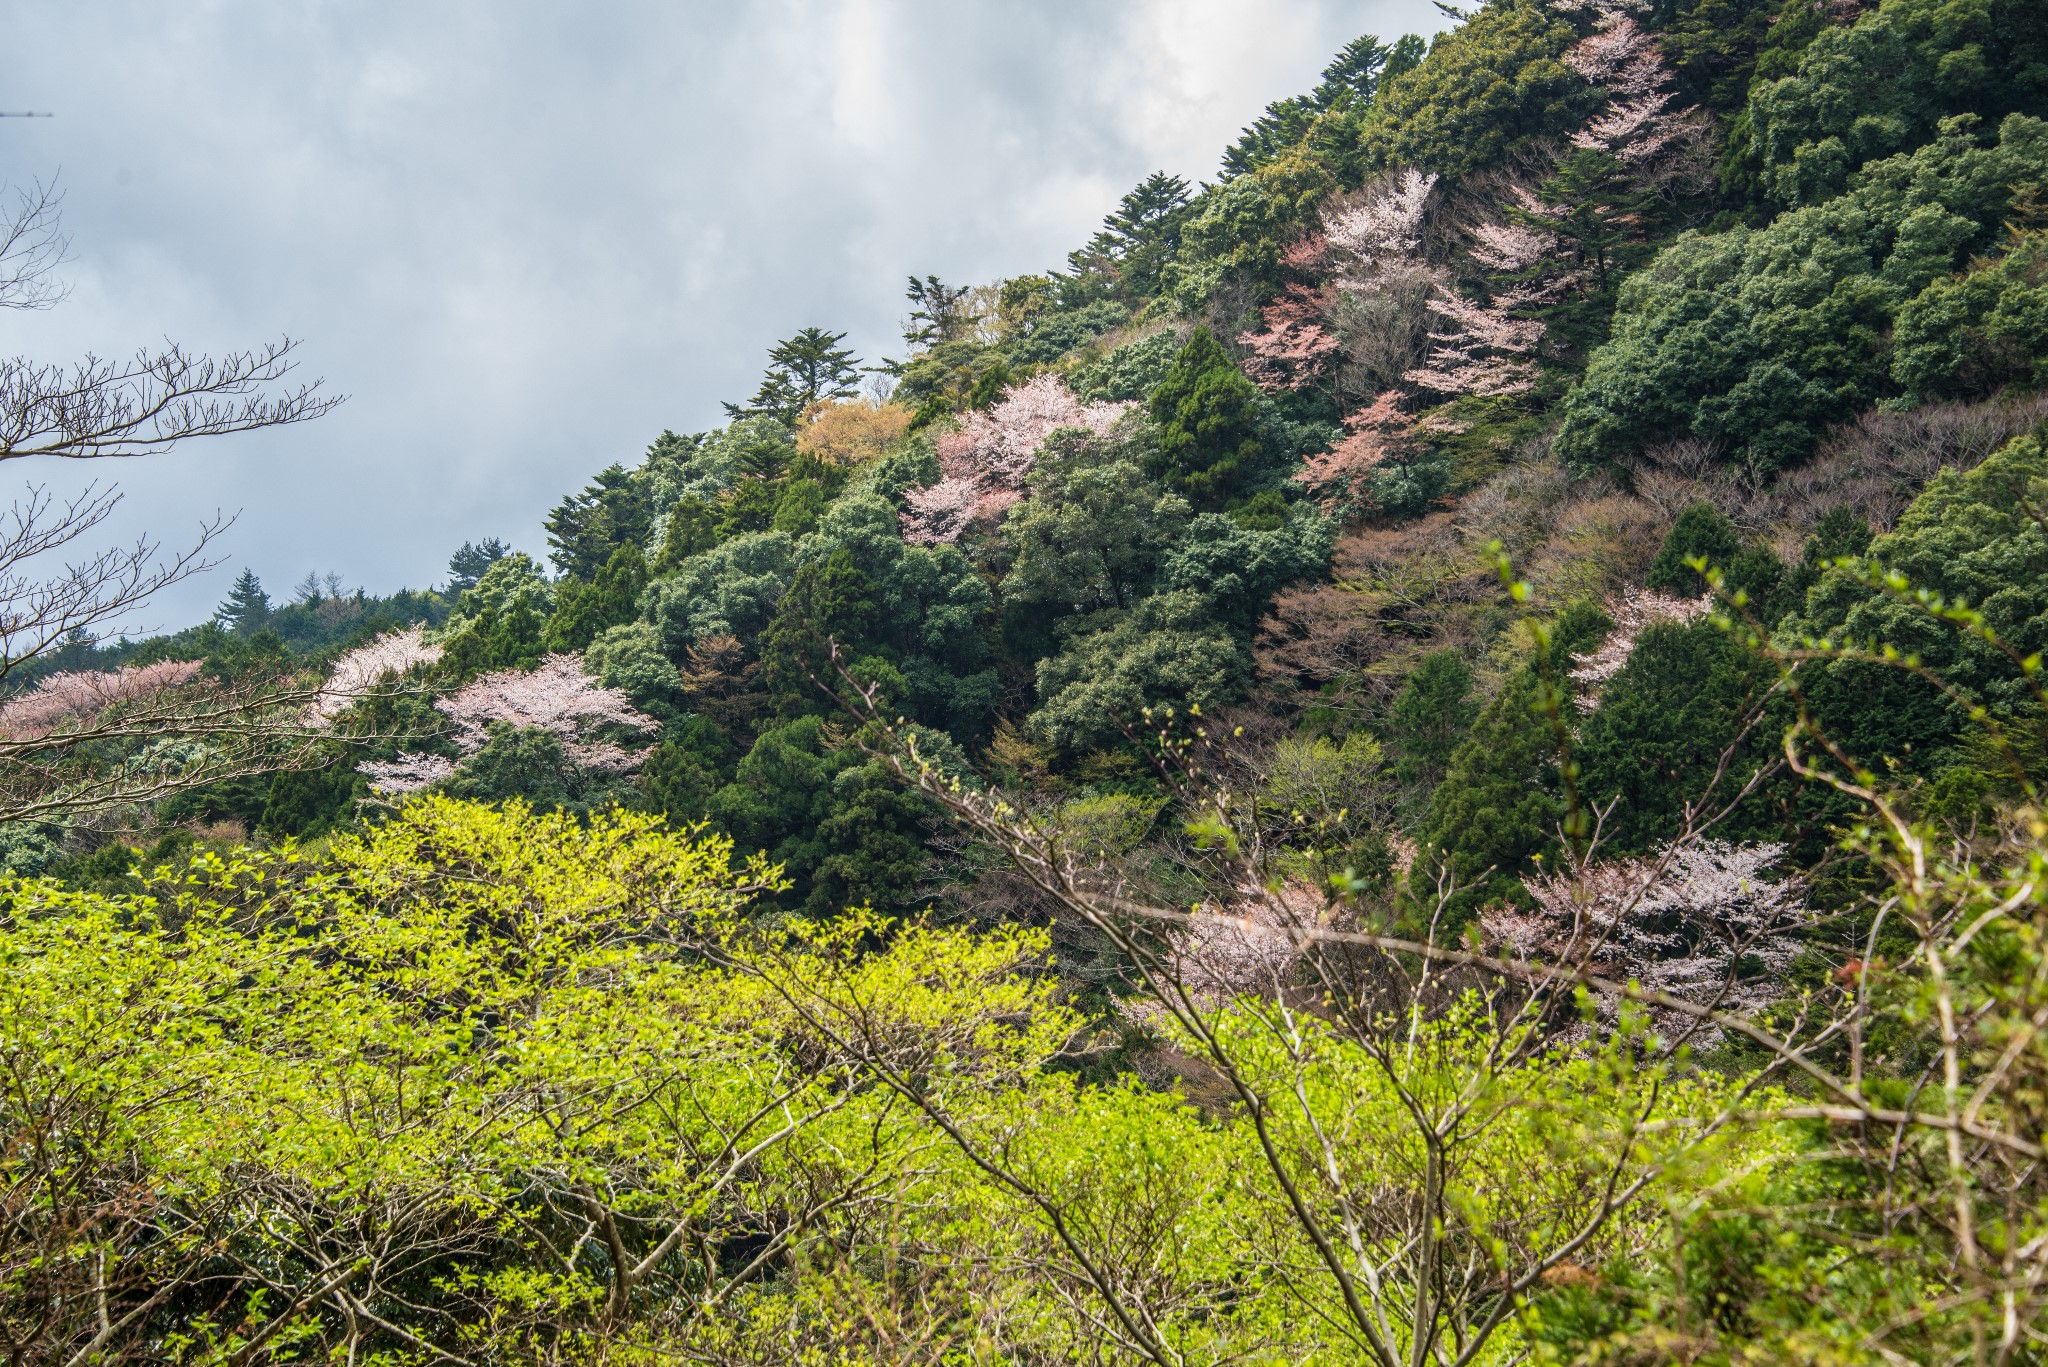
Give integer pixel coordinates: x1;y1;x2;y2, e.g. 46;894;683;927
0;0;1446;627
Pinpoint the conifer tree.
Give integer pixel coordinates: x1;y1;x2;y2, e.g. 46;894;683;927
214;568;271;634
724;327;862;424
1146;326;1266;506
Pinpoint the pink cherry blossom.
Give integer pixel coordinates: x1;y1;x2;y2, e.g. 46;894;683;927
902;374;1131;544
0;660;202;741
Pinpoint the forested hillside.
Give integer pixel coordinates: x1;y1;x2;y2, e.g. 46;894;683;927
6;0;2048;1360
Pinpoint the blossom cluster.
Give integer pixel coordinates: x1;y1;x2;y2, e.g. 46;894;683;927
361;653;658;794
1568;588;1712;700
0;660;202;741
310;626;444;724
902;375;1131;544
1486;839;1807;1042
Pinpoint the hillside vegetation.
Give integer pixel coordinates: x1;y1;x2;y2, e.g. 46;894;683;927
6;0;2048;1361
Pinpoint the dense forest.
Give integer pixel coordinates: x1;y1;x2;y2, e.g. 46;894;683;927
5;0;2048;1360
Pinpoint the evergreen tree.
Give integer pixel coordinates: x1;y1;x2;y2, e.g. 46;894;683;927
1146;327;1266;506
760;547;878;716
214;568;271;634
1072;172;1194;296
543;545;647;653
545;465;654;581
902;276;977;349
1575;619;1776;853
1385;649;1477;797
1408;667;1561;925
724;327;863;424
1646;502;1742;595
653;497;719;573
447;537;510;594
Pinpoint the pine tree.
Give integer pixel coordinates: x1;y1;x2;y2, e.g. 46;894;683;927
724;327;863;424
214;568;271;634
545;465;654;581
448;537;510;594
1071;172;1193;296
1147;326;1266;506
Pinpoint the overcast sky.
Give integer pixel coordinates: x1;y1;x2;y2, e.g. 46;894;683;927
3;0;1445;630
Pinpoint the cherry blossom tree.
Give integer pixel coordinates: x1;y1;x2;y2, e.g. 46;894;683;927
1404;286;1547;398
1237;281;1340;394
360;653;658;795
901;375;1130;544
310;626;443;724
1291;391;1416;510
1568;588;1712;700
1323;169;1436;276
0;660;200;741
1486;839;1808;1043
1564;16;1709;186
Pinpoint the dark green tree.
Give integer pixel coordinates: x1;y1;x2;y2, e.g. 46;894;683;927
446;538;510;594
760;547;878;716
1072;172;1195;297
902;276;977;348
1385;649;1478;796
545;464;655;581
214;569;271;635
543;545;647;653
1146;327;1267;506
1646;502;1743;595
652;496;719;572
1575;619;1777;853
724;327;863;425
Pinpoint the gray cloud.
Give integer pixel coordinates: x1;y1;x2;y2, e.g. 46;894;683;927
1;0;1444;628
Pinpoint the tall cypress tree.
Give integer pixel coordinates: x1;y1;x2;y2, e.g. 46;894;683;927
1146;326;1266;507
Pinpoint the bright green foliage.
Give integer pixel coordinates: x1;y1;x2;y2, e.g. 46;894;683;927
545;462;654;581
213;567;270;634
543;543;647;652
1147;326;1268;505
1892;231;2048;400
1385;648;1478;797
1261;729;1393;846
1357;0;1593;180
1555;114;2048;471
1028;591;1251;754
1646;501;1742;594
1746;0;2048;207
1783;430;2048;768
